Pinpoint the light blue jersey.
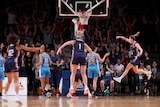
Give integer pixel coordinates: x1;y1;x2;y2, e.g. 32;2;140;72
0;55;4;80
87;52;100;78
39;52;51;78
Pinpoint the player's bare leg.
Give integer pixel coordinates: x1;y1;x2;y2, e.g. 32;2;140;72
69;64;77;94
80;65;89;95
113;63;133;83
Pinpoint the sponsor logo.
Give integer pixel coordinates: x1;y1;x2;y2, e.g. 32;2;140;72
19;82;25;90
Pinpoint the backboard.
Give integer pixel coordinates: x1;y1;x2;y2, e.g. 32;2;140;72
58;0;109;17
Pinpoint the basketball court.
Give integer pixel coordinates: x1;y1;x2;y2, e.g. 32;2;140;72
1;96;160;107
1;1;160;107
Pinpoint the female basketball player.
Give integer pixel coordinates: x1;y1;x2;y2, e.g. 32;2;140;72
113;32;151;83
87;46;110;96
57;30;93;95
36;46;52;97
0;43;5;98
66;64;83;97
36;47;52;96
3;34;44;103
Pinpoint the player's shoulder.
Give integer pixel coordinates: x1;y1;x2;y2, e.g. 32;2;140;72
134;42;140;47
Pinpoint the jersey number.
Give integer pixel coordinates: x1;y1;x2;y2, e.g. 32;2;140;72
8;49;14;57
44;58;49;64
78;43;82;50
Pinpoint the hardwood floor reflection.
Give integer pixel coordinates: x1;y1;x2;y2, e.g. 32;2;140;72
1;95;160;107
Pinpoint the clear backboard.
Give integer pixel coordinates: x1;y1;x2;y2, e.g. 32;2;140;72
58;0;109;17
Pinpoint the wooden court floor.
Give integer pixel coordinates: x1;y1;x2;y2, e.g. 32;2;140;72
1;95;160;107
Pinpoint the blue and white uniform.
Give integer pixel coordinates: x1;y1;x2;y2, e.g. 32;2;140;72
39;52;51;78
87;52;100;78
5;44;19;72
72;39;86;65
0;55;4;80
129;42;140;66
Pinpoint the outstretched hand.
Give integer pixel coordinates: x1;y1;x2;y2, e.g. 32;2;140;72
40;44;45;49
56;49;62;55
134;31;140;36
116;36;121;39
0;43;4;49
105;52;110;57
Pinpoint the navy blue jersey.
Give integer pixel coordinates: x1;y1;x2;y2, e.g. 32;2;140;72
72;39;86;65
129;42;140;66
7;44;19;59
5;44;19;72
129;42;139;60
73;39;85;57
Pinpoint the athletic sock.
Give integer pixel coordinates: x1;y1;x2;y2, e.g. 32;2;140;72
120;75;124;79
70;85;73;90
16;94;19;99
84;86;88;90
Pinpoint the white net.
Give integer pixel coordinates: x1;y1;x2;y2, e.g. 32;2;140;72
77;11;91;25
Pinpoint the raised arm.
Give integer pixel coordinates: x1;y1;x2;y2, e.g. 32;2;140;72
135;43;143;56
16;44;44;52
116;36;130;44
143;15;147;24
24;24;29;36
84;43;93;64
56;40;75;54
33;24;37;36
5;7;10;14
96;52;110;63
84;43;92;55
131;16;136;26
32;9;37;22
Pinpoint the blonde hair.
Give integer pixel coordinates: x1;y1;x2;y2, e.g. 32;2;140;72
75;30;84;39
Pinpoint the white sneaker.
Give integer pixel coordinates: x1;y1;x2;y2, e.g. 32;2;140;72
88;93;92;98
66;93;72;98
15;98;22;105
2;96;8;102
146;90;149;96
113;77;121;83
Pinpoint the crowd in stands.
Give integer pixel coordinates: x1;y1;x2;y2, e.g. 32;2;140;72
0;0;160;96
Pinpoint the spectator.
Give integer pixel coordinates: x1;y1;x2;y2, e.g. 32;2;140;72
100;58;115;95
114;59;124;77
40;23;55;48
142;51;151;67
6;7;17;31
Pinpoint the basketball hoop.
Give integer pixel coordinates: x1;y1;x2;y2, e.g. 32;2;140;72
77;11;91;25
60;0;108;36
59;0;109;17
72;11;91;35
